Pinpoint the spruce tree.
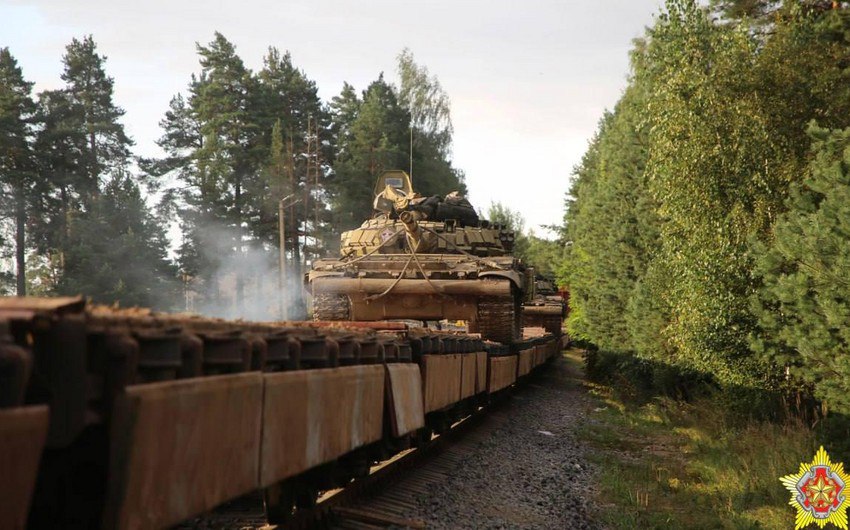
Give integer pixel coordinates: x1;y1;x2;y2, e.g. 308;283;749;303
562;76;660;354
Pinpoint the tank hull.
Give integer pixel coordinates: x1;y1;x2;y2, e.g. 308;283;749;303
309;255;523;344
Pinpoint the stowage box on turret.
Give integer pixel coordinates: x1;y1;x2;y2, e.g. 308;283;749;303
307;170;530;344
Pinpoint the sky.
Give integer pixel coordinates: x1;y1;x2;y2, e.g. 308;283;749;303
1;0;664;238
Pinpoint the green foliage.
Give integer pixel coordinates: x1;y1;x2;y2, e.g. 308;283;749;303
563;82;658;353
327;51;465;232
753;125;850;413
329;75;410;229
486;202;528;258
0;47;36;295
141;38;465;314
563;0;850;403
18;36;174;309
486;202;566;277
397;48;453;157
59;35;132;200
523;234;567;278
59;174;178;307
3;35;466;315
637;0;789;385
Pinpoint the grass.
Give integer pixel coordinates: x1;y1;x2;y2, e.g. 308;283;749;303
564;349;821;529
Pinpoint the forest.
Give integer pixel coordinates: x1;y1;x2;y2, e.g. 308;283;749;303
563;0;850;416
0;34;487;318
5;0;850;418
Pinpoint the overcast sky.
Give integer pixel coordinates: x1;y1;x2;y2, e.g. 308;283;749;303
1;0;663;237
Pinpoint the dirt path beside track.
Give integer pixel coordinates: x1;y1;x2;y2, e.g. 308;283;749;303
342;354;601;530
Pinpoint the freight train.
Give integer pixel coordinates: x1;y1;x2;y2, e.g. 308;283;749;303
1;296;563;530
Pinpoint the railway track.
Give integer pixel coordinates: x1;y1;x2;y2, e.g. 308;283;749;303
323;392;522;530
1;296;565;530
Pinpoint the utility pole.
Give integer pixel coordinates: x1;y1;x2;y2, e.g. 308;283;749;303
278;193;301;321
313;118;321;242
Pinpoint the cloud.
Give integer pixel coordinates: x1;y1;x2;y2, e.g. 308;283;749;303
3;0;663;238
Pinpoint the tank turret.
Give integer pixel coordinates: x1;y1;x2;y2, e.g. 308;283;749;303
307;170;527;344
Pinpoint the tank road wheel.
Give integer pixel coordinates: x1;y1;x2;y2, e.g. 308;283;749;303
312;293;351;321
476;287;521;345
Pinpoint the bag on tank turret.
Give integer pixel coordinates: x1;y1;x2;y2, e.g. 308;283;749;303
409;192;478;226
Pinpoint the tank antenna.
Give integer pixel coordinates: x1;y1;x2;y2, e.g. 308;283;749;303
409;125;413;180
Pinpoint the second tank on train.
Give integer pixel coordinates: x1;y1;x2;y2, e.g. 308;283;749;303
307;170;531;344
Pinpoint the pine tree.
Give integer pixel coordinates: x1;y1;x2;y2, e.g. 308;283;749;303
60;36;131;203
253;48;328;262
59;173;178;308
30;88;83;270
0;48;36;295
184;33;258;310
28;36;133;294
328;75;409;229
145;90;203;184
329;82;361;157
753;125;850;413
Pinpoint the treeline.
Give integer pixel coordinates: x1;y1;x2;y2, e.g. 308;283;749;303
562;0;850;413
0;34;464;316
487;202;566;278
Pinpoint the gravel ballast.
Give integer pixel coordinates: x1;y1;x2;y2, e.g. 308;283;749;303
403;356;599;529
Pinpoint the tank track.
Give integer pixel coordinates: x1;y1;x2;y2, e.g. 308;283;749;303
312;293;351;321
477;290;521;344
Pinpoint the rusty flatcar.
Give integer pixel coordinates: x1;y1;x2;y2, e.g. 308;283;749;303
1;296;561;530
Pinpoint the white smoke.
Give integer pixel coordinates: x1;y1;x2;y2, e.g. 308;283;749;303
181;222;309;321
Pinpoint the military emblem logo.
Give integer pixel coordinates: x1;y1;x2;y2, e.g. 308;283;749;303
781;446;850;529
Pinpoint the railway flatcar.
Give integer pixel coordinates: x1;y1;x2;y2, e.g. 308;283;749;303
0;296;561;530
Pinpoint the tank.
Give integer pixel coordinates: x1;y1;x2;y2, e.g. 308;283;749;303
521;274;568;337
307;170;529;344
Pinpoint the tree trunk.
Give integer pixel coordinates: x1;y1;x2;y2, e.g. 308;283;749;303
59;184;68;271
15;186;26;296
234;178;244;314
89;128;100;200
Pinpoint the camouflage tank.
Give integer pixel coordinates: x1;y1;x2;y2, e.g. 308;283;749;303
521;273;568;337
307;170;529;344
